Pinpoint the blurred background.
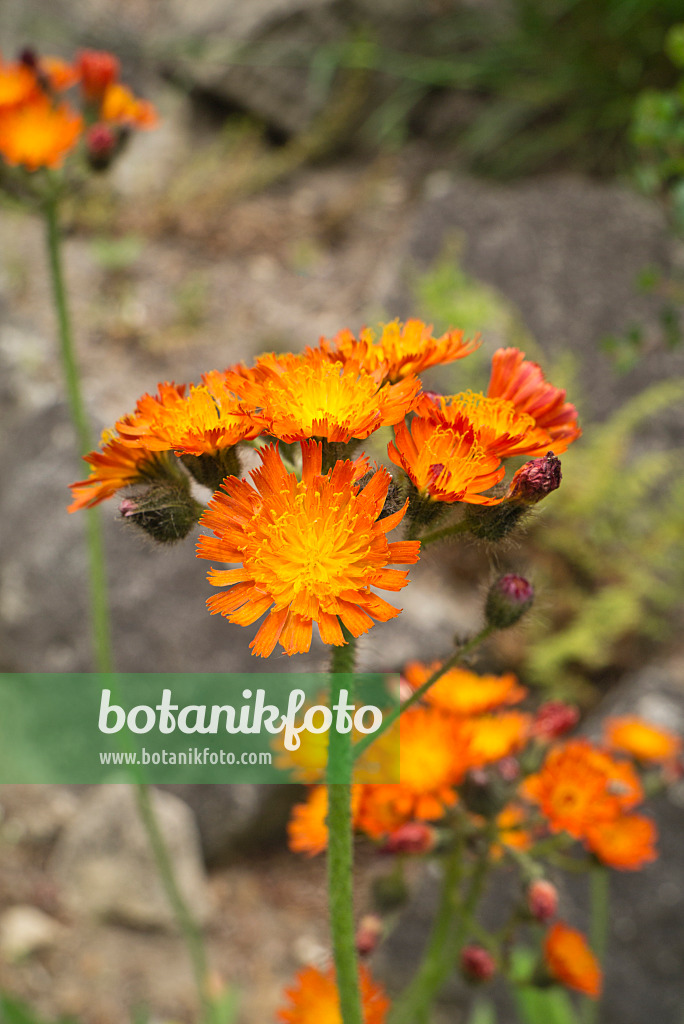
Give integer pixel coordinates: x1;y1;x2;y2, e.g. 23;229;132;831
1;0;684;1021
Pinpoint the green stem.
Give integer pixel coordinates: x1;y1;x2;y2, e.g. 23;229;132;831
582;866;610;1024
327;630;363;1024
44;196;113;675
353;625;495;763
419;519;471;547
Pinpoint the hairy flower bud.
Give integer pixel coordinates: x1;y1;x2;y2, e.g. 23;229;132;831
180;447;242;493
527;879;558;924
119;482;204;544
356;915;383;957
461;945;496;983
485;574;534;629
530;701;579;741
506;452;562;506
380;822;437;855
86;123;119;171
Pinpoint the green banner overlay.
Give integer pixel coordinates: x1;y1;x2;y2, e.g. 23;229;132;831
0;674;400;784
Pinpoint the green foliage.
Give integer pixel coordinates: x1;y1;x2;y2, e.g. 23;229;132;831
0;995;77;1024
526;377;684;692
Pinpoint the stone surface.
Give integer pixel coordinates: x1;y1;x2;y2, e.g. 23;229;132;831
0;906;64;961
50;785;210;930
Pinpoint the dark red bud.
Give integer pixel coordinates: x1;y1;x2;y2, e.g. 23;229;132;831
461;945;496;982
506;452;562;506
530;701;579;741
485;574;534;629
527;879;558;923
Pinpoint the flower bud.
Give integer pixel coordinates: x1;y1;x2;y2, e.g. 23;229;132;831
119;482;204;544
527;879;558;924
379;822;436;855
461;945;496;983
530;701;579;741
459;767;510;817
76;49;120;101
506;452;562;506
86;123;119;171
485;574;534;629
356;915;383;957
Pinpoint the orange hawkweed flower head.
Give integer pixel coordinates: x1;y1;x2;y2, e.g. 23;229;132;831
277;964;390;1024
605;716;682;764
100;81;157;129
224;349;419;444
403;661;526;716
197;441;420;657
321;319;480;382
287;785;364;857
585;814;658;871
491;803;534;858
487;348;581;453
523;739;643;840
76;49;120;101
0;58;38;109
544;923;602;998
39;56;80;92
0;94;82;170
463;711;532;767
388;417;505;505
68;432;173;512
417;391;552;459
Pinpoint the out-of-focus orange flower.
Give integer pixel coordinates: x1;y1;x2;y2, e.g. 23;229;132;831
586;814;658;871
224;349;419;444
544;922;602;998
68;433;173;511
287;785;364;857
320;319;480;383
197;442;420;657
463;711;531;766
0;59;38;108
277;964;390;1024
76;49;120;101
417;392;552;459
523;740;642;840
487;348;581;453
402;661;526;716
0;94;82;170
605;716;682;764
388;416;504;505
100;81;157;128
40;56;80;92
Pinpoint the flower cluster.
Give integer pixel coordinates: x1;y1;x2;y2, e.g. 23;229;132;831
0;47;156;174
69;324;580;657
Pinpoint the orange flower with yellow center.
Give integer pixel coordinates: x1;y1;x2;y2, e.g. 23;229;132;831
277;964;390;1024
544;923;602;998
224;350;419;443
586;813;658;871
68;432;172;511
605;716;682;764
417;391;553;459
403;661;526;716
287;785;364;857
487;348;581;454
0;59;38;109
197;442;420;657
116;375;259;456
523;740;643;840
40;57;80;92
463;711;532;766
320;319;480;382
100;81;157;128
0;95;82;170
388;417;504;505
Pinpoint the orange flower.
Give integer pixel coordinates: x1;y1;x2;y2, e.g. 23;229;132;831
496;803;534;853
277;964;390;1024
0;59;38;109
388;417;504;505
463;711;531;766
0;95;82;170
544;923;602;998
586;814;658;871
197;442;420;657
68;434;171;511
487;348;581;454
40;56;80;92
605;716;682;764
75;49;120;101
403;661;526;716
224;349;419;444
116;375;259;456
523;740;643;840
287;785;364;857
416;391;552;459
100;81;157;128
320;319;480;383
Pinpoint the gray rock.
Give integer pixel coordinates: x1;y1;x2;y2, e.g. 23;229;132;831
50;785;210;931
0;905;64;961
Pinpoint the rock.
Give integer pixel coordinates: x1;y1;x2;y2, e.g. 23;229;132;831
50;785;210;931
0;905;64;961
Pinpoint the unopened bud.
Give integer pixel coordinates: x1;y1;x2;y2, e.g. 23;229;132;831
530;701;579;741
76;49;120;101
86;123;119;171
356;915;383;957
461;945;496;983
527;879;558;923
485;574;534;629
460;767;509;817
506;452;562;506
119;482;204;543
18;48;38;69
380;822;436;855
497;757;521;783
